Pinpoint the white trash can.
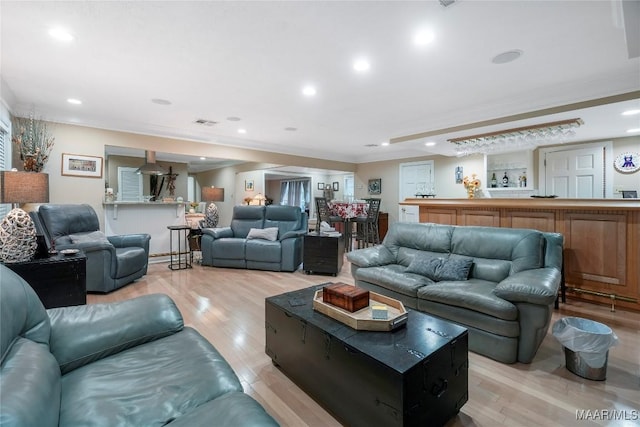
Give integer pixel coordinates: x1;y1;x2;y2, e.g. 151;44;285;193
552;317;618;381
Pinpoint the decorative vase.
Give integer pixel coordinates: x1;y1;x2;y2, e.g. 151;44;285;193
0;208;37;263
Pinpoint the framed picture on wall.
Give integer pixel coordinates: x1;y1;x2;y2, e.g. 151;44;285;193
368;178;381;194
318;182;324;190
332;182;339;191
61;153;103;178
245;180;254;191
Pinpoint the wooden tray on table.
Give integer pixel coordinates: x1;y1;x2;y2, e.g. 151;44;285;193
312;290;408;331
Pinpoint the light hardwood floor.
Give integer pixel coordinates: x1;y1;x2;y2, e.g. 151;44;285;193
88;260;640;427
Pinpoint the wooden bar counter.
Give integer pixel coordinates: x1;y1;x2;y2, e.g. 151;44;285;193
400;198;640;312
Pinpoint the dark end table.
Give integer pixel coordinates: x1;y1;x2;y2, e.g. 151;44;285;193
303;232;344;276
4;251;87;308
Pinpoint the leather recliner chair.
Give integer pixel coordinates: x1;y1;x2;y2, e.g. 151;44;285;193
0;265;279;426
34;204;151;293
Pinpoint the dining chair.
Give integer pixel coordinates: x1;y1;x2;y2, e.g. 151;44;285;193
353;198;381;249
315;197;342;232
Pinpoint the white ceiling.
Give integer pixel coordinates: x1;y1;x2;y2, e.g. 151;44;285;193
1;0;639;166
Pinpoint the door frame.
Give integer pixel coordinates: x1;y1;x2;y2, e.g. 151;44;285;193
538;141;613;198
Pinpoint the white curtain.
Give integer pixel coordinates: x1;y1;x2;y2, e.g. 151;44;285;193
280;179;310;210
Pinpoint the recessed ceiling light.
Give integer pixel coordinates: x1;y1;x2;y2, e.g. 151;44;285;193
49;27;74;41
67;98;82;105
381;142;390;146
425;141;436;147
622;109;640;116
284;127;297;131
413;29;435;46
626;128;640;133
492;50;523;64
227;116;242;121
238;128;247;134
353;59;370;72
302;85;317;97
151;98;172;105
200;157;206;160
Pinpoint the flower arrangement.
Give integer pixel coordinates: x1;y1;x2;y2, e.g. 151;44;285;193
190;201;199;209
463;174;481;199
11;114;55;172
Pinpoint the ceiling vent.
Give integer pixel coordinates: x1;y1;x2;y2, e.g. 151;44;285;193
439;0;456;7
364;143;378;147
194;119;217;126
136;151;169;175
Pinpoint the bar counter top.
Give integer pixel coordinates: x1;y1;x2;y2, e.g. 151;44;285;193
401;198;640;210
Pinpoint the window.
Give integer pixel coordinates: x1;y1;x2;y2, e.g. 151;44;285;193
280;179;310;210
343;174;354;201
117;167;143;201
187;176;195;201
0;124;10;217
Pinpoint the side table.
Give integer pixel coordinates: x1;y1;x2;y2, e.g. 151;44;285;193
167;225;192;270
303;232;344;276
4;252;87;308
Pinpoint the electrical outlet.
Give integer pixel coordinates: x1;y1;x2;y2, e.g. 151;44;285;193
614;186;623;194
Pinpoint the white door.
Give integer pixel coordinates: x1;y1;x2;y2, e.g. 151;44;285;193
541;143;609;198
398;160;433;223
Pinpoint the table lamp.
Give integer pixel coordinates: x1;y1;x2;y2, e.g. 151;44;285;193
253;193;267;206
201;186;224;227
0;171;50;263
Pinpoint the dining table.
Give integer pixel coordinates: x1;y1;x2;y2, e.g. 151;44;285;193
328;201;369;251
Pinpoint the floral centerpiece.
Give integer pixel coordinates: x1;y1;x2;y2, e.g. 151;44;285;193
463;174;481;199
11;114;55;172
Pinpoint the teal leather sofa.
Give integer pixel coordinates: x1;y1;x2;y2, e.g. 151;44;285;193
347;222;563;364
0;265;279;426
201;205;307;272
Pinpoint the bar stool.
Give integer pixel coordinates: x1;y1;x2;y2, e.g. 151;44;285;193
353;198;381;249
167;225;192;270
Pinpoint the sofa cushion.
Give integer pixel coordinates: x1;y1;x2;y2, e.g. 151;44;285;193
264;205;302;237
417;280;518;321
59;328;243;426
246;227;278;241
355;264;434;298
246;239;281;262
229;206;265;238
69;230;111;245
211;238;246;259
406;255;473;281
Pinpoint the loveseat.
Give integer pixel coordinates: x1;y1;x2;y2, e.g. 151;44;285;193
0;265;279;426
347;222;563;364
33;204;150;293
201;205;307;272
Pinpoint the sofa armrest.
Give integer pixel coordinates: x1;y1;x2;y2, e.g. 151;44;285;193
202;227;233;239
493;268;561;305
48;294;183;374
58;240;115;254
108;233;151;249
280;229;306;240
346;245;396;268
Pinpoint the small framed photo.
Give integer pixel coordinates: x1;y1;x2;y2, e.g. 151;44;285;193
61;153;103;178
318;182;324;190
332;182;339;191
368;178;381;195
245;180;254;191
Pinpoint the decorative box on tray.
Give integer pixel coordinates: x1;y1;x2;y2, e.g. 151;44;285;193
314;283;408;331
322;282;369;312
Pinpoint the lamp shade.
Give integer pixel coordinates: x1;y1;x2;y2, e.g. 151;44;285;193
0;171;50;204
202;187;224;202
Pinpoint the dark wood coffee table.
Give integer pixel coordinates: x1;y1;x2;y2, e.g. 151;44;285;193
265;285;468;427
